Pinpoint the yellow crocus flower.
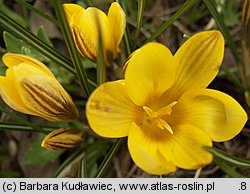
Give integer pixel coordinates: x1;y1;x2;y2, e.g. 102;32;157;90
0;53;79;122
63;2;126;65
86;31;248;175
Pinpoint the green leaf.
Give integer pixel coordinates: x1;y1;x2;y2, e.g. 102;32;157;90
203;0;240;65
214;157;246;178
3;31;48;62
3;31;24;54
144;0;198;43
0;11;75;74
133;0;145;50
204;146;250;168
95;138;124;178
3;30;74;84
22;134;62;166
53;0;91;96
244;91;250;109
36;26;53;47
77;157;88;178
0;0;28;27
0;59;6;76
15;0;58;25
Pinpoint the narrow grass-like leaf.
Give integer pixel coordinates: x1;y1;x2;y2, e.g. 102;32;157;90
0;11;75;74
95;138;124;178
78;156;88;178
214;157;246;178
52;146;86;177
124;26;132;56
0;122;53;133
133;0;145;50
95;14;107;85
53;0;91;97
0;103;40;131
15;0;58;25
203;0;240;65
221;66;245;91
204;146;250;168
53;141;109;177
0;0;28;27
144;0;198;43
85;0;94;7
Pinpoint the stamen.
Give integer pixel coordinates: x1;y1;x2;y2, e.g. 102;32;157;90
156;118;174;134
142;103;176;135
157;101;177;117
142;106;154;118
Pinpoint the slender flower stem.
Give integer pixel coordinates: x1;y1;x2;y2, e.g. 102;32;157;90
144;0;198;43
133;0;145;50
53;0;91;97
95;138;124;178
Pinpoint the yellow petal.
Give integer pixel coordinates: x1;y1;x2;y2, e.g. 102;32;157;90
124;43;175;106
86;80;142;138
9;63;78;121
128;123;176;175
157;125;213;170
41;128;84;151
77;7;113;61
159;30;224;104
17;75;78;122
170;89;248;142
2;53;55;78
108;2;126;55
0;69;34;114
63;3;85;25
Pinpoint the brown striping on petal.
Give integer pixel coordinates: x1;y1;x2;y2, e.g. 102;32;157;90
48;128;82;138
72;28;96;61
44;142;78;150
22;81;77;120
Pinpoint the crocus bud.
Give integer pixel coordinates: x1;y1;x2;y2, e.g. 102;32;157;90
41;128;84;151
63;2;126;65
0;53;79;122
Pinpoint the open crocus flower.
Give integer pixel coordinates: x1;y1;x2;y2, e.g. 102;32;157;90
86;31;248;175
63;2;126;65
0;54;79;122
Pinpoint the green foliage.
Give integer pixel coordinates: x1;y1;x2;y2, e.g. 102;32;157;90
3;27;75;84
216;0;241;27
0;0;248;178
0;0;28;27
204;146;250;168
22;134;62;167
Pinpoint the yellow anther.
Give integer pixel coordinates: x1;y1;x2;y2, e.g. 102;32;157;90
142;106;154;118
142;102;177;135
157;101;177;117
156;118;174;134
